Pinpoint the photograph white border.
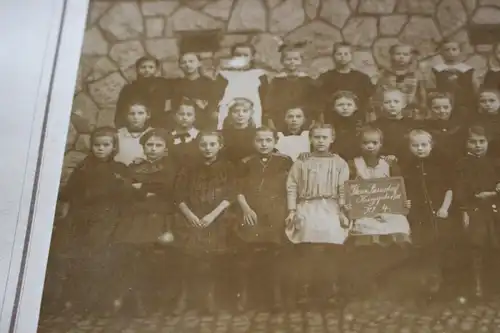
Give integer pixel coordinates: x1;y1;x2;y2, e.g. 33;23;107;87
0;0;89;332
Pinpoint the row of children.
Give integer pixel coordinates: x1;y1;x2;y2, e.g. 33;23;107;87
53;89;500;315
110;39;500;137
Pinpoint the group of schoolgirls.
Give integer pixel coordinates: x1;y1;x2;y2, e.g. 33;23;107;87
51;38;500;316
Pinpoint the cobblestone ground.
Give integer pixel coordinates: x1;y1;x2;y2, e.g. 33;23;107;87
38;296;500;333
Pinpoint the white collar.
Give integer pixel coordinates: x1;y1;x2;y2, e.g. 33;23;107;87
433;62;472;73
171;128;199;145
118;127;151;138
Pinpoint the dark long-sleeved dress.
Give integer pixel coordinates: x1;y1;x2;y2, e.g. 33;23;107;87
235;153;293;244
115;77;174;129
263;73;318;130
171;75;228;130
400;152;455;246
455;154;500;248
318;69;374;120
112;157;176;245
371;117;417;159
471;112;500;161
57;157;129;256
432;63;477;121
222;126;257;164
482;69;500;92
327;113;363;161
422;119;465;164
173;158;236;255
167;128;200;167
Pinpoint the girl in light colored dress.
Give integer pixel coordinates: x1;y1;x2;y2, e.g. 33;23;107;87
275;106;310;161
341;126;412;298
285;123;350;305
217;43;268;129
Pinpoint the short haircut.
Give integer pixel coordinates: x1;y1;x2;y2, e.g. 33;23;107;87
309;123;335;137
90;126;119;156
427;91;454;109
135;55;160;70
359;125;384;144
197;130;224;146
128;102;150;114
331;90;359;106
255;126;279;142
230;43;256;56
468;125;490;140
407;129;433;144
332;42;352;54
438;38;461;51
139;128;170;146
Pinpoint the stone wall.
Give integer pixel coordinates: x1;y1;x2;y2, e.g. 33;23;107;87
63;0;500;184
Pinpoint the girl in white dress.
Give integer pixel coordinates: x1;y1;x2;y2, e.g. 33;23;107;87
216;43;268;129
285;123;350;305
342;126;412;299
275;106;310;161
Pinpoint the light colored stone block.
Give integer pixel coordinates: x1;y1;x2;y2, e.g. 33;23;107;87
285;21;342;57
141;1;179;16
203;0;233;20
82;27;108;56
320;0;351;29
304;0;320;20
99;3;144;40
437;0;467;36
88;72;128;107
88;2;112;26
169;6;224;31
342;17;378;48
399;17;442;57
228;0;267;32
109;41;145;70
396;0;440;14
146;17;165;38
358;0;396;14
379;15;408;37
145;38;179;61
473;6;500;24
270;0;305;33
87;57;118;82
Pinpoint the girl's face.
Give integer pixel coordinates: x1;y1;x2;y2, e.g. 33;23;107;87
137;60;158;78
254;130;276;155
175;105;196;129
333;97;357;117
333;46;352;66
409;134;432;158
441;42;461;63
232;46;253;62
179;53;200;75
230;103;253;126
467;133;488;157
310;128;334;153
479;92;500;114
92;136;115;160
199;135;222;160
361;132;382;156
282;51;302;73
144;136;167;161
383;91;406;118
431;97;453;120
127;104;150;130
284;108;305;131
391;46;412;68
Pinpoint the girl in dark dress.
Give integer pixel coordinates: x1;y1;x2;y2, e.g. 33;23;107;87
473;89;500;161
57;127;128;312
325;91;364;161
263;44;317;131
431;39;477;121
235;126;293;311
455;125;500;298
318;42;374;123
112;129;176;314
222;97;257;164
168;97;200;165
372;89;418;160
172;52;227;130
423;92;465;163
481;43;500;92
400;129;456;302
115;56;173;129
173;131;236;314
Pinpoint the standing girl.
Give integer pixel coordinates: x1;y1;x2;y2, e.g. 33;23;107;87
326;91;364;161
235;127;293;310
455;125;500;298
374;44;427;120
112;129;176;314
114;103;152;166
221;97;257;164
275;106;311;161
217;43;268;129
400;129;455;302
57;127;128;312
342;126;411;298
481;42;500;92
173;131;235;314
286;124;350;305
173;52;227;130
263;43;317;131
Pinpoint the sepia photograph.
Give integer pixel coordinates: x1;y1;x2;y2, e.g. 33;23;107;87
24;0;500;331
